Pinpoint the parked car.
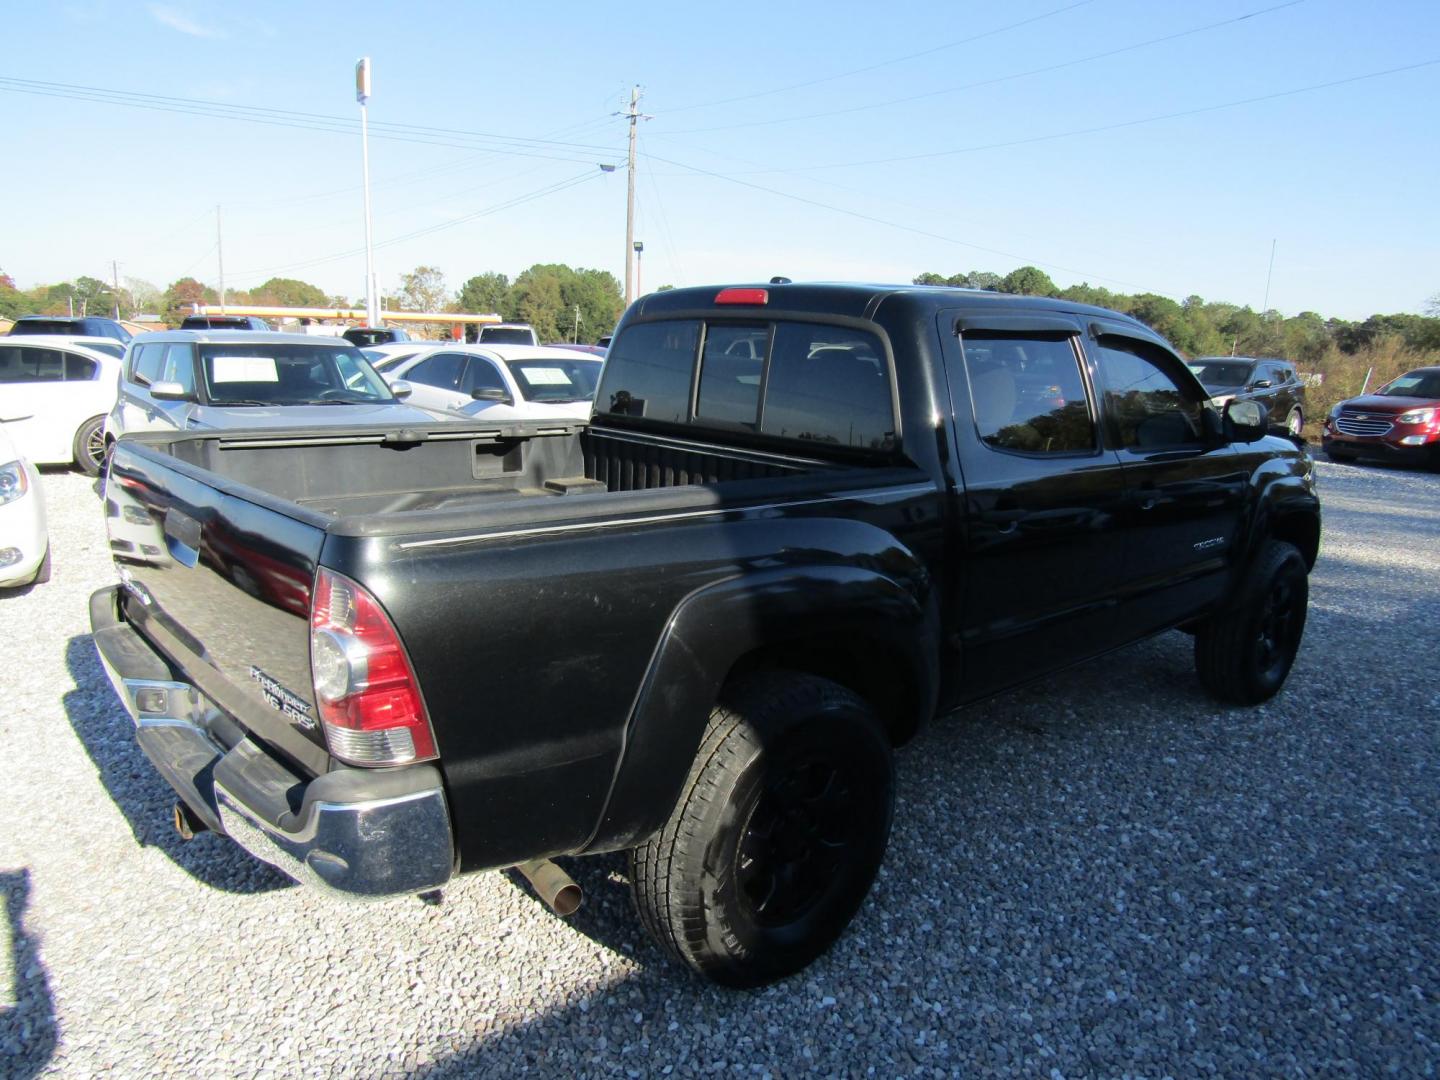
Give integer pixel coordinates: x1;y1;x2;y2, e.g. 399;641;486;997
381;344;602;421
0;336;123;474
343;327;411;347
0;423;49;587
93;282;1320;987
1187;356;1307;435
103;331;438;452
360;341;438;373
8;314;132;344
472;323;538;346
179;314;272;331
1321;366;1440;469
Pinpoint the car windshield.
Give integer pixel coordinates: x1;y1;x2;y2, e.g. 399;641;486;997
83;341;125;358
200;343;394;405
363;348;423;372
1186;360;1254;389
504;358;602;403
1378;371;1440;399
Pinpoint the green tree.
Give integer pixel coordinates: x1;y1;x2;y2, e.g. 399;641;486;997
397;266;450;313
999;266;1057;297
250;277;328;308
0;271;27;319
125;277;162;315
503;264;623;344
456;272;510;315
161;277;218;326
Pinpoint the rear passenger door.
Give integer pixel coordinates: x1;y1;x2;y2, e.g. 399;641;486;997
1089;327;1248;635
940;315;1132;700
0;345;72;463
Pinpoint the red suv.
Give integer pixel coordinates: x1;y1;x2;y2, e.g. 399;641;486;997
1322;366;1440;470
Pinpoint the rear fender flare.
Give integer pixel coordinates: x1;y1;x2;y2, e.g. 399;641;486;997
580;563;936;854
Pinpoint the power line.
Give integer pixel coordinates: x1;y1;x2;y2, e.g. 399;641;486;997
641;149;1159;293
661;0;1305;135
0;76;622;164
661;0;1096;114
721;56;1440;173
227;169;608;282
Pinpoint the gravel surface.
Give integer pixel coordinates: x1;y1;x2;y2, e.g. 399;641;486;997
2;459;1437;1078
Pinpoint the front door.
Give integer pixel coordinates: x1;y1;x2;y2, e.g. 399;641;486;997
1089;328;1247;635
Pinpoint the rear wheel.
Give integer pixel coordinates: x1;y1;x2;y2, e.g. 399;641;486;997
629;672;894;987
1285;408;1304;437
1195;540;1308;704
73;416;107;476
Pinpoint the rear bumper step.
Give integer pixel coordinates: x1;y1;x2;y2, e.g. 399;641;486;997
90;586;455;898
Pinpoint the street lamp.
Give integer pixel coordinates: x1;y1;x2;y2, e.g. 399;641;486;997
356;57;379;327
633;241;644;298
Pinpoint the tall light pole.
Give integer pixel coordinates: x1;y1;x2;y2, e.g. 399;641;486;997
633;241;644;298
622;85;648;306
216;205;226;312
356;57;379;327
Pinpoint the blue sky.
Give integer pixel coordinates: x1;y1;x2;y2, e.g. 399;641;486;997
3;0;1437;320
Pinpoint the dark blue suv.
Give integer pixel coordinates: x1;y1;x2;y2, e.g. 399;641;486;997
8;315;133;344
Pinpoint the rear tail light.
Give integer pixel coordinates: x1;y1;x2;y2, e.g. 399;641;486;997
309;567;437;766
715;287;769;305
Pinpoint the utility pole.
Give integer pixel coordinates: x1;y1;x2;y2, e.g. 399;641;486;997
1261;238;1278;314
573;304;581;343
356;58;379;327
216;205;226;313
622;85;649;306
111;259;121;319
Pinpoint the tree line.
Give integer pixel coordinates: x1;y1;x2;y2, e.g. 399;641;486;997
0;263;625;345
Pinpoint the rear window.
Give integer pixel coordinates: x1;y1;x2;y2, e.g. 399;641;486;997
11;319;81;336
0;345;65;382
600;318;895;451
478;327;536;345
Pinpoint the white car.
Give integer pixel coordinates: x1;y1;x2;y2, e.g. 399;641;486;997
360;340;439;374
382;344;603;422
0;423;49;588
0;336;123;475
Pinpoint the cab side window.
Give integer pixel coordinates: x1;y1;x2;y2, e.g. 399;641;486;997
1094;338;1206;449
161;344;195;392
962;334;1095;454
130;343;166;386
0;346;65;382
63;352;98;381
462;358;508;395
407;352;467;390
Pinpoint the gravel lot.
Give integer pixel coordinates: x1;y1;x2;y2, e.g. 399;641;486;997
2;459;1437;1078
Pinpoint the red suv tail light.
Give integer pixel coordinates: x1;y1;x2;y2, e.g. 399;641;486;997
309;567;437;766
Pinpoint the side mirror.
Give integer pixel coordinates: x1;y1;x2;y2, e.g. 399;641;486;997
1224;399;1267;443
389;379;413;400
471;387;514;406
1249;379;1272;390
149;381;194;402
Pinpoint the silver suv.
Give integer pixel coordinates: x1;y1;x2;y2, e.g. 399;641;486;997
105;331;438;453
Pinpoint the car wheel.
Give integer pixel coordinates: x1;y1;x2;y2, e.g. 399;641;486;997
1285;408;1303;437
73;416;107;476
629;672;894;988
1195;540;1308;705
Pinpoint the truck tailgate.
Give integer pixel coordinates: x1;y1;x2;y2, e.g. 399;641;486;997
106;442;332;777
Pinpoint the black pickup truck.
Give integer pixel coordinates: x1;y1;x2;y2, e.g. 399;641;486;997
91;282;1320;987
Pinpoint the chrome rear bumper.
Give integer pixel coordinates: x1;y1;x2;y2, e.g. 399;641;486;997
90;586;455;898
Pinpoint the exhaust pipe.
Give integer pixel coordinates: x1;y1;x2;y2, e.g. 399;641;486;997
514;859;582;916
172;800;208;841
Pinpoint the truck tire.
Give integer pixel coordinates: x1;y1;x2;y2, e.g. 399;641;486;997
629;672;894;987
1194;539;1308;705
73;415;107;476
